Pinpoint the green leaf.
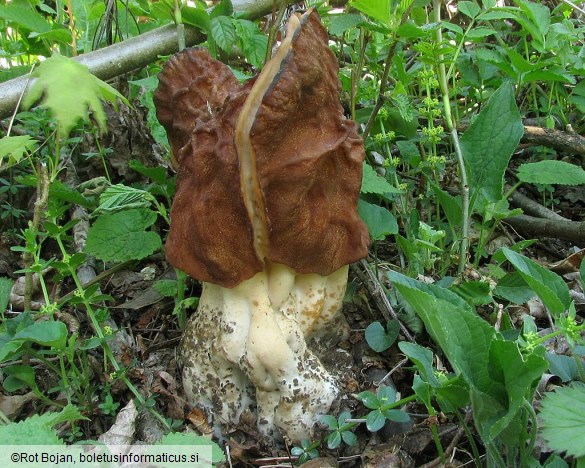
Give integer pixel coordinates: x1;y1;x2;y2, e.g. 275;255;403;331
377;385;396;406
0;5;51;32
95;184;153;215
341;430;358;446
539;383;585;458
0;135;37;169
14;321;68;349
320;414;338;430
398;342;440;387
23;54;127;136
366;409;386;432
412;374;432;407
384;409;411;423
2;365;37;392
350;0;390;24
461;82;524;207
517;161;585;186
494;272;536;304
327;430;342;449
0;277;13;314
502;248;570;315
85;209;162;262
181;5;210;32
458;1;481;19
129;160;167;185
365;320;399;352
361;162;398;195
466;26;496;39
210;16;237;52
328;13;362;36
210;0;233;18
357;390;379;410
358;200;398;241
450;280;493;306
546;352;581;382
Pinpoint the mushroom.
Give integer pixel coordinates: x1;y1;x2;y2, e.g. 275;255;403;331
154;10;370;441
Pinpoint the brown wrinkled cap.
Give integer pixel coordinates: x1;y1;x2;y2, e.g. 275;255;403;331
154;10;370;288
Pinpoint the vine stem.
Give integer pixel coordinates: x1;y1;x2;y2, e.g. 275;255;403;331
432;0;470;275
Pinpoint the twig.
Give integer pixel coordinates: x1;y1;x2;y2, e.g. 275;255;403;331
508;189;568;221
351;260;415;342
503;215;585;245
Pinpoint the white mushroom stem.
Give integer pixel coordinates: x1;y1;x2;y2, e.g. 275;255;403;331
180;262;348;441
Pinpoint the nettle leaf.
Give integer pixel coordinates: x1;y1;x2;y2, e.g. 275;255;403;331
210;16;237;52
358;200;398;241
95;184;153;215
517;160;585;186
539;383;585;459
23;54;126;136
0;135;37;169
85;209;162;262
502;248;570;315
361;162;397;195
461;82;523;207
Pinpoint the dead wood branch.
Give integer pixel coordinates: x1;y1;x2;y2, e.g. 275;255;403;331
504;214;585;245
508;189;568;221
522;125;585;157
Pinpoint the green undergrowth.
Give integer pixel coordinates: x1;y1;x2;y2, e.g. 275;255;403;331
0;0;584;466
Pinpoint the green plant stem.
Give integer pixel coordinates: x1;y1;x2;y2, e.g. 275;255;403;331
173;0;185;51
362;3;413;142
433;0;469;275
350;28;367;121
264;1;287;64
456;410;482;467
53;234;171;431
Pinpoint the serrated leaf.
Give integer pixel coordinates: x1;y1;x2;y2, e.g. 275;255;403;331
0;135;37;169
85;209;162;262
461;82;524;207
210;16;237;53
23;54;126;136
243;34;268;69
361;162;396;195
502;248;570;315
358;200;398;241
95;184;153;215
539;383;585;458
517;161;585;186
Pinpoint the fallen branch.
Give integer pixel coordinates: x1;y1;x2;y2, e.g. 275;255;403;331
0;0;299;119
508;189;568;221
522;125;585;157
504;214;585;245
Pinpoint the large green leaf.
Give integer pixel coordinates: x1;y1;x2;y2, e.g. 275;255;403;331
0;5;51;32
23;54;127;136
350;0;391;24
210;16;237;52
14;321;68;349
85;209;162;262
460;83;524;208
358;200;398;240
361;163;400;195
540;383;585;459
517;160;585;186
388;271;547;446
502;248;570;315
